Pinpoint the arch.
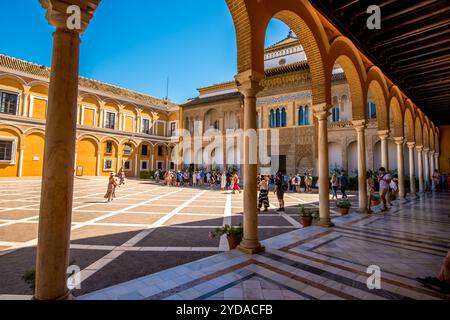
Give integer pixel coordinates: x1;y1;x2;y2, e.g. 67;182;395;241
77;134;100;144
100;136;120;147
429;129;435;152
281;107;287;127
328;37;367;120
0;73;26;87
404;108;415;143
23;132;45;176
275;108;281;127
414;117;423;147
423;123;430;149
389;95;404;138
23;127;46;137
27;80;49;88
0;124;24;136
76;138;98;176
328;142;342;172
365;66;389;130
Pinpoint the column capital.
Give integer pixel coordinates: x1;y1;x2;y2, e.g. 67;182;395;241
235;70;264;97
423;147;430;153
313;109;330;121
406;142;416;149
312;102;331;113
352;120;367;131
40;0;101;34
393;137;405;145
378;129;390;140
416;145;424;152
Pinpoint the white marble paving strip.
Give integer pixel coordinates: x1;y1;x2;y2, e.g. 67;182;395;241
220;193;233;251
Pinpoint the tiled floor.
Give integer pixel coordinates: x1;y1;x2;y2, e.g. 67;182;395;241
0;177;342;297
78;191;449;300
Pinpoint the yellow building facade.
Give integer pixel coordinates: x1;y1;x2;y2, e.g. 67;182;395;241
0;54;180;178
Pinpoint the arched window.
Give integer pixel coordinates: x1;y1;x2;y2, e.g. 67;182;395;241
304;106;310;125
269;109;275;128
281;108;287;127
368;102;377;119
332;107;340;122
298;106;304;126
275;108;281;128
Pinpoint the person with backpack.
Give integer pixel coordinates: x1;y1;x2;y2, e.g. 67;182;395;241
340;170;348;199
274;171;286;212
378;167;391;212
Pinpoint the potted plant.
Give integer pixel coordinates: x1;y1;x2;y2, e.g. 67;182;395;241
209;224;243;250
336;201;351;215
300;206;314;227
22;269;36;295
371;194;381;207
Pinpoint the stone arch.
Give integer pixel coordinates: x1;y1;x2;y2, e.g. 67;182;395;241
415;117;423;147
23;128;46;137
77;134;100;144
389;95;404;138
27;80;49;88
429;128;435;152
23;132;45;176
423;124;430;149
77;136;99;176
0;73;26;88
0;124;24;136
365;66;389;130
100;136;120;147
328;37;367;120
404;108;415;143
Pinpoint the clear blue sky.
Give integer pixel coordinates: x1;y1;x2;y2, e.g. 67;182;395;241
0;0;289;103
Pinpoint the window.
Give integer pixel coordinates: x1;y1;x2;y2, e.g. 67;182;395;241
123;160;132;171
331;106;340;122
368;102;377;119
0;92;18;115
256;111;259;129
123;143;132;155
269;109;275;128
298;107;304;126
281;108;287;127
170;161;175;170
142;118;150;134
104;111;116;129
140;160;149;171
169;122;177;136
158;146;163;156
103;159;114;171
214;120;220;130
156;161;163;170
105;141;113;154
0;140;13;161
304;106;310;125
275;109;281;128
142;145;148;156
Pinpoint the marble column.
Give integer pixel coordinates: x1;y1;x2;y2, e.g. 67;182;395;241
394;137;405;199
434;153;440;173
354;121;368;212
18;145;25;177
424;148;430;191
35;26;81;300
236;70;265;254
407;142;417;198
416;146;424;193
22;86;30;117
378;130;390;171
315;105;332;226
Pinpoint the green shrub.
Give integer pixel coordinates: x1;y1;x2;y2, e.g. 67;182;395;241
140;171;151;179
337;201;352;208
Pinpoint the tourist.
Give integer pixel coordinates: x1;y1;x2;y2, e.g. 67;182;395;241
258;175;270;212
232;174;241;194
331;173;339;200
433;169;441;192
104;172;118;202
274;171;286;212
155;169;160;183
340;170;348;199
118;168;126;186
221;172;227;191
417;251;450;293
378;167;391;212
390;174;399;201
192;171;197;187
206;171;211;184
366;170;375;213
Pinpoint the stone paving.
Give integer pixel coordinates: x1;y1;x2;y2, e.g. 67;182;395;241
0;177;347;298
79;192;450;300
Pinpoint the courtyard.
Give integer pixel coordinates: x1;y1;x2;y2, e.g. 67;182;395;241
0;177;448;300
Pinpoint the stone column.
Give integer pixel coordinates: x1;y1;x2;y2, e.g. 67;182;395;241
135;153;139;176
315;105;333;226
434;153;439;173
424;148;430;191
18;145;25;177
407;142;417;198
416;146;424;193
35;0;100;300
394;137;406;199
430;151;435;190
378;130;390;170
22;86;30;117
354;121;368;212
236;70;265;254
151;154;155;171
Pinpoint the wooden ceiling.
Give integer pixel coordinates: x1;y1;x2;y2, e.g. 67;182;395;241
310;0;450;125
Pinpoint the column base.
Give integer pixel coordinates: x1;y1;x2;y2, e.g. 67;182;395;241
317;219;335;228
33;290;74;301
357;208;368;214
237;243;265;255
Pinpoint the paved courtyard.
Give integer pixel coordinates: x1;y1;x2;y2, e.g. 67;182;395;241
0;177;448;300
0;177;343;298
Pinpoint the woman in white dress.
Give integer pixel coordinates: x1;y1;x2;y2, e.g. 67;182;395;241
221;172;227;191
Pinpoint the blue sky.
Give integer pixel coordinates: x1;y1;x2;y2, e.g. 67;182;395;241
0;0;289;103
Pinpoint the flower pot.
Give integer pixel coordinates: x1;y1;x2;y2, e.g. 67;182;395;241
339;207;350;215
301;216;313;227
227;236;241;250
371;199;380;207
